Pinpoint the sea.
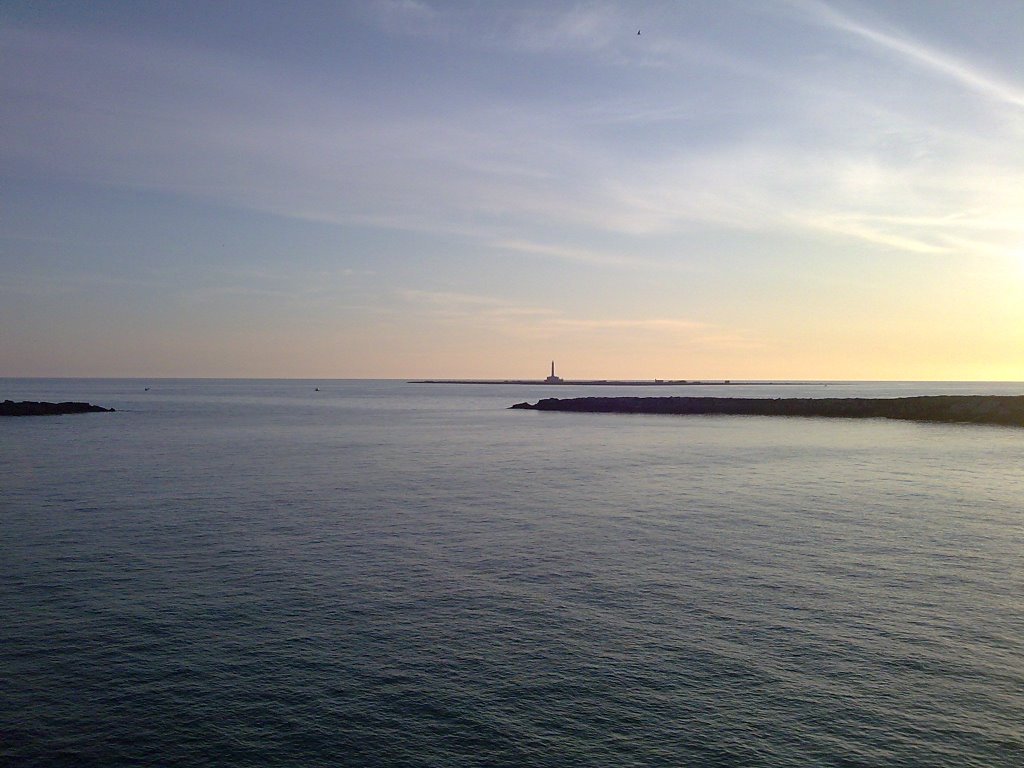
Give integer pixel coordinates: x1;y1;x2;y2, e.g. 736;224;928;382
2;379;1022;767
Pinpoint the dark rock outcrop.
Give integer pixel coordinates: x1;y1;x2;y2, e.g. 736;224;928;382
1;400;115;417
510;395;1024;427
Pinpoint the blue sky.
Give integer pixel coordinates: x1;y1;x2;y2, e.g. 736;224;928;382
3;1;1023;378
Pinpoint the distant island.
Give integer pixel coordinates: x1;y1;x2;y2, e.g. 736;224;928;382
410;379;749;385
411;361;811;386
1;400;115;417
510;395;1024;427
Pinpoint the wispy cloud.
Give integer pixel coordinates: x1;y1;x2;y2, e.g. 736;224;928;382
363;2;632;56
6;2;1023;377
798;215;952;255
789;0;1024;109
503;4;625;54
367;0;441;35
3;4;1022;269
399;289;556;318
488;239;645;268
0;270;164;298
399;288;734;344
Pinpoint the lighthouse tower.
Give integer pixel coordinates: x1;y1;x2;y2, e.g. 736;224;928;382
545;361;563;384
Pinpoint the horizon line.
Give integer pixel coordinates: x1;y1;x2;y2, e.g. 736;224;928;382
4;376;1024;384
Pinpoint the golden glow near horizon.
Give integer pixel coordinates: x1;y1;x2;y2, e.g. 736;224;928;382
2;1;1023;380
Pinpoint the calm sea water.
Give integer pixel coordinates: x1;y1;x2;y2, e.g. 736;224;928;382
2;379;1023;767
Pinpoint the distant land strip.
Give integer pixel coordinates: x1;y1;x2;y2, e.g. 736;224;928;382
1;400;115;417
409;379;805;386
510;395;1024;427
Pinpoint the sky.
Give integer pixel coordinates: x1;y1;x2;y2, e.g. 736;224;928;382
2;0;1023;380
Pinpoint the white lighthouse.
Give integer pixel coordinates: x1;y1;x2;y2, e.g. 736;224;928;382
545;361;563;383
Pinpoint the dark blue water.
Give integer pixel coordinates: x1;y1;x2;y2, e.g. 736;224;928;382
2;379;1023;766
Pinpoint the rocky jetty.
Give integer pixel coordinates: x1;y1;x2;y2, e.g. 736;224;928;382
1;400;115;417
510;395;1024;427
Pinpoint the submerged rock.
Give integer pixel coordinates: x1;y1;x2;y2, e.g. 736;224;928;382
1;400;115;417
510;395;1024;427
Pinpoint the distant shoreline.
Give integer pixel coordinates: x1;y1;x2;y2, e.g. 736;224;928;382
408;379;813;386
510;395;1024;427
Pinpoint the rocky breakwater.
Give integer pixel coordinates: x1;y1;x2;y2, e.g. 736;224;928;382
1;400;115;416
510;395;1024;427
